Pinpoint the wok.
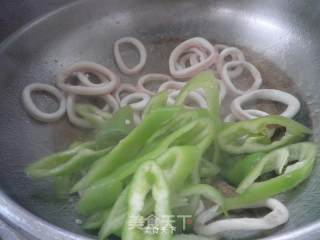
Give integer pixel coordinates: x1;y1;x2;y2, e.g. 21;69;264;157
0;0;320;239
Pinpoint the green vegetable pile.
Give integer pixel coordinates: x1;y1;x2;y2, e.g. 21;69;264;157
25;71;317;240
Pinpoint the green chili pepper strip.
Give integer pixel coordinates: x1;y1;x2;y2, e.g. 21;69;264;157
225;142;317;210
218;115;312;154
172;159;201;221
122;161;171;240
82;209;111;230
31;147;112;178
237;142;317;193
176;71;220;129
72;107;181;192
78;143;200;219
98;145;200;239
75;104;112;128
77;115;211;209
77;179;123;216
25;141;94;178
200;159;220;178
221;152;266;186
156;146;201;191
143;91;169;118
99;187;130;239
94;106;135;149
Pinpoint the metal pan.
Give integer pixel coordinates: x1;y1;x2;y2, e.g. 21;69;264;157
0;0;320;239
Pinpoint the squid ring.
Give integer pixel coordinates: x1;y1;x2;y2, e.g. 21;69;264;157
214;44;229;54
222;60;262;95
231;89;301;120
113;83;137;103
217;47;246;78
56;61;120;95
169;37;218;78
101;94;120;114
177;48;208;69
158;81;186;93
137;73;174;95
74;72;109;87
195;198;289;236
224;109;268;122
120;92;151;111
22;83;66;122
114;37;147;75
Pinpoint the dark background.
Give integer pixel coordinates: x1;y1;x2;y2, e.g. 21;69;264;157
0;0;76;42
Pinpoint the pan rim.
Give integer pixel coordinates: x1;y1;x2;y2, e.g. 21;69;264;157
0;1;318;239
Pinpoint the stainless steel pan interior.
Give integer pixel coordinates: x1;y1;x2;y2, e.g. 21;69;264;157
0;0;320;239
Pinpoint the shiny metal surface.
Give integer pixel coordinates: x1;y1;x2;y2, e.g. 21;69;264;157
0;0;320;239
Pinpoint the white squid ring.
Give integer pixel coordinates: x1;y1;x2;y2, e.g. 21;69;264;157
177;48;208;69
187;79;226;103
167;90;208;109
74;72;109;87
66;94;119;128
158;81;186;93
217;47;246;78
231;89;301;120
224;109;268;122
222;60;262;96
169;37;218;79
137;73;174;95
195;198;289;236
114;37;147;75
120;92;151;111
56;61;120;95
101;94;120;114
214;44;229;54
22;83;66;122
113;83;137;103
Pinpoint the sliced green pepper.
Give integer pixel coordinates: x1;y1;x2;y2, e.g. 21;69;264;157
77;179;123;216
122;161;171;240
99;187;129;239
237;142;317;193
220;152;266;186
225;142;317;210
200;159;220;178
72;107;181;192
75;103;112;128
82;209;111;230
76;111;213;209
143;91;169;118
176;71;220;129
25;108;135;178
25;141;97;178
217;115;311;154
98;145;200;239
93;106;135;150
28;148;112;178
78;144;200;221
